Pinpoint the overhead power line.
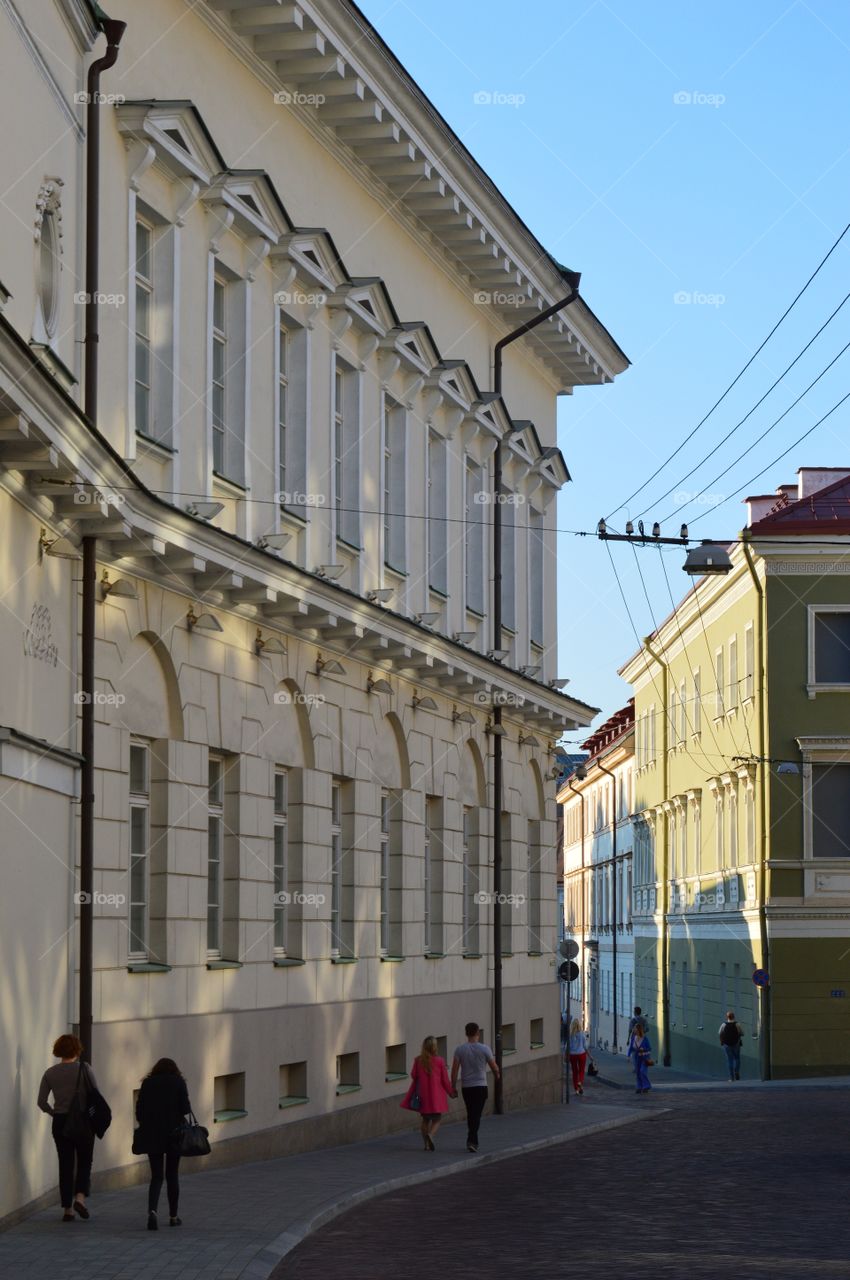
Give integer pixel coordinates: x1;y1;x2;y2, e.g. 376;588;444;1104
606;218;850;521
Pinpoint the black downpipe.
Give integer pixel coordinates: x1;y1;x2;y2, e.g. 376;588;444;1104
596;759;618;1052
79;15;126;1066
491;273;581;1114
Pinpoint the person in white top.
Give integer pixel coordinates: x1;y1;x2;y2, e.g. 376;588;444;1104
566;1019;589;1095
450;1022;500;1152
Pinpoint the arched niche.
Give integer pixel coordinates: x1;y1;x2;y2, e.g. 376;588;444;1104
525;758;546;820
373;711;411;789
459;738;486;808
116;630;184;740
266;677;316;769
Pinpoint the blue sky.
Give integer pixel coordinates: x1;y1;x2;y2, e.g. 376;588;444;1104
356;0;850;735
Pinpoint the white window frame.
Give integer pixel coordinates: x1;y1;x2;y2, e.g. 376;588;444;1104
134;217;154;440
679;679;687;743
714;648;725;718
273;768;288;955
693;669;702;736
744;623;755;702
330;782;342;957
728;636;739;711
128;741;150;958
798;737;850;860
807;605;850;697
207;755;224;958
211;273;227;478
277;317;288;504
379;790;391;955
383;396;406;572
423;800;432;955
427;431;448;596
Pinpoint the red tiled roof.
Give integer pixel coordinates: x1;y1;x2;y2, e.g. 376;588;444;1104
580;698;634;759
750;472;850;534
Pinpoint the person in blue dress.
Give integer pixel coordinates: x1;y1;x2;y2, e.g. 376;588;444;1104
627;1021;652;1093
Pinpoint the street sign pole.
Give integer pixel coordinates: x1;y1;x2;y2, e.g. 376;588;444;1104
559;940;580;1106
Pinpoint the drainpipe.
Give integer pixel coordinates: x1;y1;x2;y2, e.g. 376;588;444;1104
491;271;581;1114
79;11;127;1067
742;537;771;1081
597;758;618;1051
568;777;587;1023
643;637;671;1067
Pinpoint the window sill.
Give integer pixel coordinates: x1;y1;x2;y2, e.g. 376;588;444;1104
127;962;171;974
212;470;248;494
336;536;362;553
383;563;408;578
425;951;444;959
135;430;175;457
331;955;357;964
502;1048;517;1057
279;1096;309;1109
463;952;482;959
806;683;850;698
335;1084;361;1096
527;950;542;957
428;585;449;601
530;1041;545;1050
280;504;308;525
380;954;405;963
274;957;306;967
385;1072;408;1083
206;960;243;970
214;1109;247;1123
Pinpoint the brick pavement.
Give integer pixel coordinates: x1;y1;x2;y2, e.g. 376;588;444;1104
0;1094;646;1279
274;1088;850;1280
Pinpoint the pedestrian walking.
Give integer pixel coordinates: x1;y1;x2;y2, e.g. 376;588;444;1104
133;1058;192;1229
628;1006;647;1039
567;1019;589;1095
37;1034;97;1222
719;1011;745;1081
450;1022;500;1152
400;1036;455;1151
627;1021;653;1093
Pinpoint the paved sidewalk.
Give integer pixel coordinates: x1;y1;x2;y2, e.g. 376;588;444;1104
588;1046;850;1091
0;1096;649;1279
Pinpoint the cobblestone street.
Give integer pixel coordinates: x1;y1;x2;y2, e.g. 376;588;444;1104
275;1088;850;1279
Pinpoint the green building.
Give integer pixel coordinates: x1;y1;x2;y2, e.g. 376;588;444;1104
621;468;850;1078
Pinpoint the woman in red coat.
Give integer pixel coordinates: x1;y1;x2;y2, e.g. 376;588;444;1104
400;1036;455;1150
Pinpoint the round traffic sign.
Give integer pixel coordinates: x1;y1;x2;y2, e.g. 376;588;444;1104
559;939;580;960
558;960;580;983
752;968;769;988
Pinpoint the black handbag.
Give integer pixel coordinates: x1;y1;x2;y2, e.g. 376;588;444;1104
131;1127;150;1155
63;1064;93;1142
171;1111;211;1158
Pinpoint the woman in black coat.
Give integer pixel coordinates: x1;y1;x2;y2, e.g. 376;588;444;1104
135;1058;191;1229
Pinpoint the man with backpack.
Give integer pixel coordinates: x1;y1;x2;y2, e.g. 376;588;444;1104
718;1010;744;1081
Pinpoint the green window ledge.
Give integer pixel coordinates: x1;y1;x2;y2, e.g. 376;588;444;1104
530;1041;545;1050
527;950;543;957
278;1096;309;1109
380;955;405;963
502;1048;517;1057
385;1072;408;1082
274;957;306;967
463;952;482;959
127;962;171;974
425;952;444;959
207;960;243;970
331;956;357;964
335;1084;361;1096
213;1109;247;1123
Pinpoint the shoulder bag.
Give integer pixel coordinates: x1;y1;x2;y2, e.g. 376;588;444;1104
62;1064;93;1142
171;1110;211;1158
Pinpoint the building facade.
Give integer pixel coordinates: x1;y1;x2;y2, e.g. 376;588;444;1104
621;469;850;1079
559;705;634;1052
0;0;627;1220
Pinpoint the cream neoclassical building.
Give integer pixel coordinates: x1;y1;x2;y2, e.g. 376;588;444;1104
0;0;627;1220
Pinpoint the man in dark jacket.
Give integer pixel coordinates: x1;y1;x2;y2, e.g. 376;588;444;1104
718;1011;745;1081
